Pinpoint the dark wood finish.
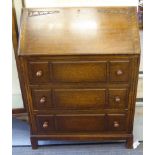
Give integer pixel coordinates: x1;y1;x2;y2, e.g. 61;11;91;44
31;133;132;140
55;114;106;132
18;7;140;55
36;114;107;133
12;108;26;114
27;59;134;84
30;137;38;149
36;115;55;133
31;87;129;110
52;61;107;82
31;89;52;110
126;135;134;149
53;88;106;110
108;88;128;109
107;114;126;131
109;61;130;82
17;7;140;149
35;114;127;134
28;62;50;84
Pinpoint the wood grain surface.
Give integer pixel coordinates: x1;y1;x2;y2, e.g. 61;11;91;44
18;7;140;56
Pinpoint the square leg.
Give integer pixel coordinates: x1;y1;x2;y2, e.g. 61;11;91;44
30;137;38;149
126;136;133;149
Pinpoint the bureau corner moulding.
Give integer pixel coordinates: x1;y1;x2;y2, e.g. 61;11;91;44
17;7;141;149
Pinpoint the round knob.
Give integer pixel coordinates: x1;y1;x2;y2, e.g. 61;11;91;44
36;70;42;77
40;97;46;103
114;121;119;128
43;121;48;128
115;96;121;102
116;69;123;75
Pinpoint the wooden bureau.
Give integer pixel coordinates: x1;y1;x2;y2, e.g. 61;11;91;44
18;7;140;149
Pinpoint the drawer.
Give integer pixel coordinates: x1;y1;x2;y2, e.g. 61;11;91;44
31;88;129;110
109;61;130;82
52;61;107;82
35;114;106;133
35;114;127;134
31;89;52;110
27;60;131;84
53;88;106;110
28;62;49;84
107;114;127;131
108;88;128;109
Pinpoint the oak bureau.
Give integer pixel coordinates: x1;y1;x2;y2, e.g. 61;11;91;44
18;7;141;149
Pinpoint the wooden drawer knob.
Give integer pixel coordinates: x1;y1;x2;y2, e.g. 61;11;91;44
115;96;121;102
114;121;119;128
116;69;123;75
40;97;46;103
43;121;48;128
36;70;43;77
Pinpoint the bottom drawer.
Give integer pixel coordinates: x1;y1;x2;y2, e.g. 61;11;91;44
35;114;126;134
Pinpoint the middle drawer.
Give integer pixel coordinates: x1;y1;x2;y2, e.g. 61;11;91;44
31;87;128;110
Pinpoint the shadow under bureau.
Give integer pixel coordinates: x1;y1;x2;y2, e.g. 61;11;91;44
18;7;141;149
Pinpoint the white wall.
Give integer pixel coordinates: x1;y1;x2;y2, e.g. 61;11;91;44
25;0;138;7
12;48;23;109
12;0;23;109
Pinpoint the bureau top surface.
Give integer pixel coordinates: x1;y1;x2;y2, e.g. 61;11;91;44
18;7;140;56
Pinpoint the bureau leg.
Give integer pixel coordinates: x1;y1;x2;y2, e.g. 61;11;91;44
30;137;38;149
126;136;133;149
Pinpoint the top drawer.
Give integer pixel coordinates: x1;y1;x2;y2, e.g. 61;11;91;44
27;60;130;84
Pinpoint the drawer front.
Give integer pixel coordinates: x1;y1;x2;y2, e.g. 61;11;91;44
28;62;49;84
109;61;130;82
31;89;52;110
54;88;106;110
27;60;131;84
31;88;129;110
35;114;127;134
108;88;128;109
52;61;107;82
107;114;127;131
